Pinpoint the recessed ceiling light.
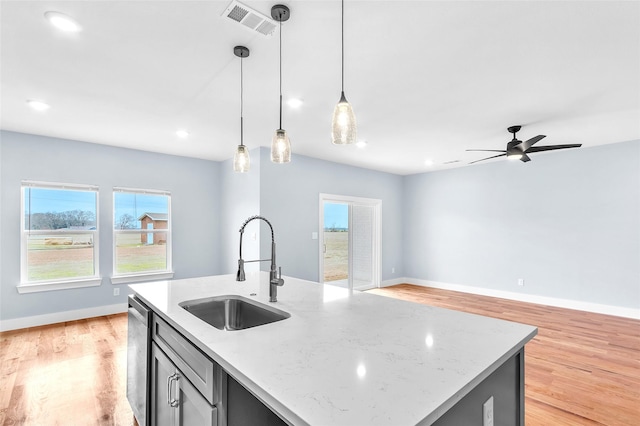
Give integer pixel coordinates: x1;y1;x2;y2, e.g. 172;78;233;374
287;98;303;109
356;140;367;148
424;159;434;166
44;11;82;33
175;130;189;138
27;100;51;111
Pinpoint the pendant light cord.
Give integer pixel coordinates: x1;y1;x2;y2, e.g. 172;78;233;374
341;0;344;93
240;54;244;147
279;17;283;130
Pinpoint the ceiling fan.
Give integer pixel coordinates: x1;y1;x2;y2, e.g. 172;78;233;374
467;125;582;164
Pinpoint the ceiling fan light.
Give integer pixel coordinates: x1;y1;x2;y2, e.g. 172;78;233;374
507;152;523;160
233;145;251;172
332;92;357;145
271;129;291;163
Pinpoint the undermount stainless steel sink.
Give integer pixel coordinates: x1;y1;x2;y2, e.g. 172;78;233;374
179;295;290;331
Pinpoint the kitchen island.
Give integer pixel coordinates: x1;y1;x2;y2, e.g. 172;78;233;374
129;273;537;425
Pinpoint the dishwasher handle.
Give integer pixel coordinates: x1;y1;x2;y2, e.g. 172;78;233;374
128;295;150;327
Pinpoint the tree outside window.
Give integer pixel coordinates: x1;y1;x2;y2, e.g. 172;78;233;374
113;188;172;277
21;182;99;284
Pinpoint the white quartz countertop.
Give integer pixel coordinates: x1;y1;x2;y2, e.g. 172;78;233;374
130;273;537;425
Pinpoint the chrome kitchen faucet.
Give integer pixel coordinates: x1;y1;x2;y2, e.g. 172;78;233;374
236;215;284;302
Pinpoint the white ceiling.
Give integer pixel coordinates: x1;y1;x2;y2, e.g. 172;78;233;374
1;0;639;175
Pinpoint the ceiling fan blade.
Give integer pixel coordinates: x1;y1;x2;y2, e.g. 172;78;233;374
527;144;582;153
520;153;531;162
469;153;506;164
465;149;507;153
519;135;546;151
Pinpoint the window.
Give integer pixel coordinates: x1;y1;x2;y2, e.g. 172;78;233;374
112;187;172;283
20;181;100;292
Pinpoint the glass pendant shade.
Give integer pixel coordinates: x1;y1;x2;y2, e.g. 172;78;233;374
271;129;291;163
332;92;357;145
233;144;250;172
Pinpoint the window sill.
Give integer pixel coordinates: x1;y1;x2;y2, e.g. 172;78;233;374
110;271;174;285
17;277;102;294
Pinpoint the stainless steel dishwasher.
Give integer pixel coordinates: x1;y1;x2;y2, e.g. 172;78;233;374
127;295;151;426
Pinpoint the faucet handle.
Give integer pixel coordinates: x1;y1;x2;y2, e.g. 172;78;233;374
274;267;284;286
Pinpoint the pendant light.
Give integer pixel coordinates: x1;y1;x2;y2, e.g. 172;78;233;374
331;0;357;145
270;5;291;163
233;46;251;173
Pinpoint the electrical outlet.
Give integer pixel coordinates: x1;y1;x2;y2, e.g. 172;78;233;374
113;288;120;296
391;267;395;274
483;396;494;426
518;278;524;286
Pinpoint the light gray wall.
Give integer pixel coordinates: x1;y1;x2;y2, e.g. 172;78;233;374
403;140;640;309
219;147;261;275
258;148;404;283
3;130;636;321
0;130;221;321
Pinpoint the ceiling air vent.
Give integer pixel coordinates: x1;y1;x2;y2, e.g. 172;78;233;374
222;0;277;36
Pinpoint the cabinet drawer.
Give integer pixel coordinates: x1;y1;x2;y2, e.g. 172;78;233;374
152;315;222;405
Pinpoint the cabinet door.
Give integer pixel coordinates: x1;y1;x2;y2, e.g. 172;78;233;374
175;373;217;426
150;343;176;426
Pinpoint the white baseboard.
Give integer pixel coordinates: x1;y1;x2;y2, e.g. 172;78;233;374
384;277;640;320
380;277;407;287
0;303;128;332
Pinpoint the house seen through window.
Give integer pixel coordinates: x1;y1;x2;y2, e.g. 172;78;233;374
113;188;171;277
21;181;99;285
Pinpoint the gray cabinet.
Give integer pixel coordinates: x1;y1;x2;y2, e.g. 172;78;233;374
147;313;287;426
150;343;175;426
150;343;217;426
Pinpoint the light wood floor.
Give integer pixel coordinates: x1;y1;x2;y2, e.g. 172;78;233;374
369;285;640;426
1;286;638;425
0;314;134;426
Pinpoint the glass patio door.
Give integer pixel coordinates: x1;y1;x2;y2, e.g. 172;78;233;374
320;194;381;290
322;202;349;288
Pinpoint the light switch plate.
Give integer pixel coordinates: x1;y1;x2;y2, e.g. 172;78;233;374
311;232;318;240
483;396;494;426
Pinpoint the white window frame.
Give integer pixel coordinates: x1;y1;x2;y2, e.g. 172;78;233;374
111;187;173;284
18;180;101;294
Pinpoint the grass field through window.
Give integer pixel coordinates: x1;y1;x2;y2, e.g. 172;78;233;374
115;232;167;274
27;234;94;281
323;231;348;282
26;233;167;280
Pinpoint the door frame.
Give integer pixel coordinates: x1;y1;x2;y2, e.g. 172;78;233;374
318;193;382;290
